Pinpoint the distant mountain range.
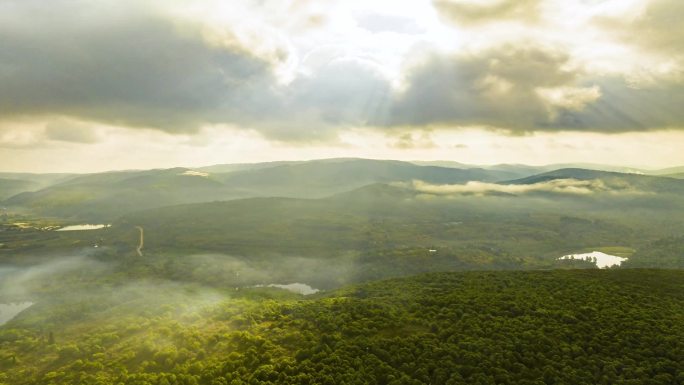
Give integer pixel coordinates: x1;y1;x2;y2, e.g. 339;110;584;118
109;165;684;268
2;158;684;271
507;168;684;194
0;178;41;201
3;158;684;220
0;159;512;219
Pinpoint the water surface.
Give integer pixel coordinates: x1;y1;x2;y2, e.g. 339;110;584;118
559;251;628;268
56;224;111;231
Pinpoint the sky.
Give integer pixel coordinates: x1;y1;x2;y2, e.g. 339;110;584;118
1;0;683;172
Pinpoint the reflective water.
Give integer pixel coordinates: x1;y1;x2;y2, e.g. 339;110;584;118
56;224;111;231
559;251;628;268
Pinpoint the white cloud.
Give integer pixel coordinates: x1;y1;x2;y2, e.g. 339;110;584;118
536;85;602;119
0;0;683;171
407;178;611;196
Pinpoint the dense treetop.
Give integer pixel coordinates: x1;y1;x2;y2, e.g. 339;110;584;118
1;269;682;385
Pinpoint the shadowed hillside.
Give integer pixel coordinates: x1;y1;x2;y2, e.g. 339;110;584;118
3;159;514;220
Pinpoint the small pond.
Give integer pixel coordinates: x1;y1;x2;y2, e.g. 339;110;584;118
559;251;628;268
56;224;111;231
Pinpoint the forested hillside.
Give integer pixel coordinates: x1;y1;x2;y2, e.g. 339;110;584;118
1;270;682;385
2;159;515;220
3;0;684;383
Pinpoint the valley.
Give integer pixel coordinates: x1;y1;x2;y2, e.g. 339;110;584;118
4;1;684;382
0;158;682;384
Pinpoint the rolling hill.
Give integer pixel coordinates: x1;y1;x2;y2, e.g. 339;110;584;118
0;173;77;201
0;178;41;201
506;168;684;194
196;160;305;174
412;161;661;178
214;158;515;198
4;168;237;220
108;171;684;273
651;165;684;175
3;159;513;220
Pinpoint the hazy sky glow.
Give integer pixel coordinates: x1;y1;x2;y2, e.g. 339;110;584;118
1;0;683;172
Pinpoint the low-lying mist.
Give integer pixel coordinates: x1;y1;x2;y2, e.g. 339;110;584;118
405;178;645;196
164;253;357;290
0;250;367;328
0;254;108;302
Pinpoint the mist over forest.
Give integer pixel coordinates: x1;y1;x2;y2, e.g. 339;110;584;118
1;158;683;384
2;0;684;383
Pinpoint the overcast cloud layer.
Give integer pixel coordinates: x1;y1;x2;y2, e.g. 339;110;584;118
1;0;683;171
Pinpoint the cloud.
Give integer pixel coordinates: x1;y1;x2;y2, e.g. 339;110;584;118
407;178;612;196
433;0;541;26
262;58;393;141
45;120;100;143
1;0;684;146
389;131;436;149
382;44;684;133
0;124;45;148
599;0;684;69
0;0;279;132
355;12;426;34
553;77;684;131
0;0;392;142
384;46;590;131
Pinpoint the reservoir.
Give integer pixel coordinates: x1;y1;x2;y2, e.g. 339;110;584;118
56;224;111;231
559;251;628;268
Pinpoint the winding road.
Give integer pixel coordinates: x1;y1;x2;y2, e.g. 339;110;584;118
135;226;144;257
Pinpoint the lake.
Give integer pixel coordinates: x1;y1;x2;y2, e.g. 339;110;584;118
56;224;111;231
559;251;628;268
